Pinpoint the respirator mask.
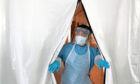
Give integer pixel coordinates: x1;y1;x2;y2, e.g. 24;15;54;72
75;35;88;46
74;27;90;46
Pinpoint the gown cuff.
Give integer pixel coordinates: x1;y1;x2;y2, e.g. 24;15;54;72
56;57;62;66
94;55;104;66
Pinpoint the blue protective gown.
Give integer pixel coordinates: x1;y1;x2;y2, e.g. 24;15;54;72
61;43;91;84
58;42;100;72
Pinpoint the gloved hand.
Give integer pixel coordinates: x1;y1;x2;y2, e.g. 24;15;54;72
48;60;60;73
97;59;109;70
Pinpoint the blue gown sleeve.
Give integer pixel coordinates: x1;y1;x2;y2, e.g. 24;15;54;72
95;47;100;55
89;46;101;72
58;43;73;64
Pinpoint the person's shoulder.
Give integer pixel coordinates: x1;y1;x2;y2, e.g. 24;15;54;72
64;42;73;47
90;46;96;50
62;42;74;49
64;42;73;46
90;46;100;55
89;46;100;52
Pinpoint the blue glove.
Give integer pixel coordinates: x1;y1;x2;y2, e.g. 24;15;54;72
97;59;109;70
48;60;60;73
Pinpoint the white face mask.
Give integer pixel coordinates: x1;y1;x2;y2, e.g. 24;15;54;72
75;36;88;46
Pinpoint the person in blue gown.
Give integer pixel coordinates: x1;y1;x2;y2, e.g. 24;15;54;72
49;24;109;84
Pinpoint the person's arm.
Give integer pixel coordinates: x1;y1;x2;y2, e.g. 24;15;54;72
89;46;99;72
56;45;65;64
94;47;109;70
57;43;73;64
48;43;73;73
94;48;103;65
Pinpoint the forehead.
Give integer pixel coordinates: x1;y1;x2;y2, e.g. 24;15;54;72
74;31;88;37
75;30;85;34
74;27;90;35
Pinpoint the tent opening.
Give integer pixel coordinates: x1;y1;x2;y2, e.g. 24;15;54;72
53;1;105;84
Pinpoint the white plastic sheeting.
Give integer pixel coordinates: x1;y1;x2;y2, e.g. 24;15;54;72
82;0;140;84
0;0;140;84
0;0;77;84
